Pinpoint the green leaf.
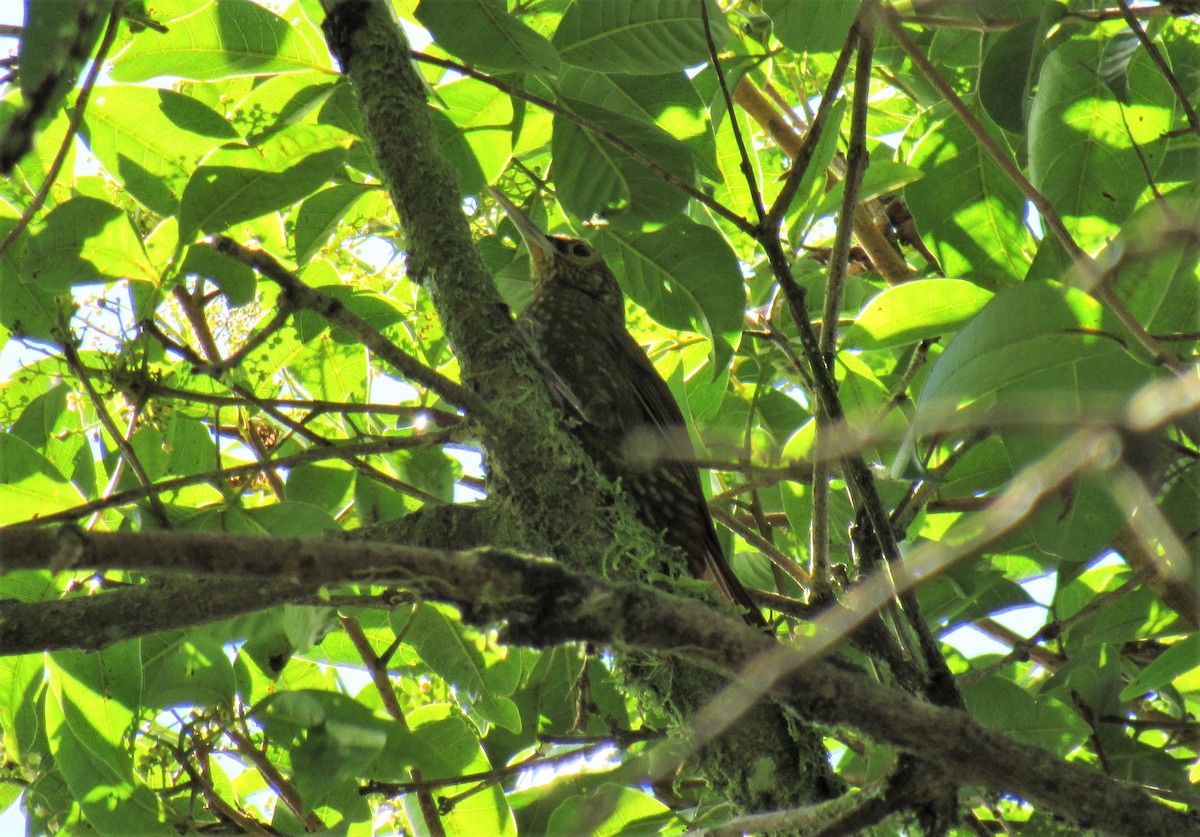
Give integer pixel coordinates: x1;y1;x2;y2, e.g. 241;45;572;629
416;0;560;73
764;0;859;54
0;433;86;525
295;183;387;264
430;107;488;197
434;76;517;186
143;634;237;710
918;281;1155;432
26;196;158;288
546;783;675;837
229;72;339;141
712;102;764;223
917;281;1161;563
403;606;522;733
396;706;517;837
905;103;1034;286
915;560;1033;629
178;124;351;242
551;98;696;222
553;0;728;75
46;644;168;835
9;379;92;492
811;158;925;219
254;690;391;808
0;654;45;764
19;1;109;121
1028;38;1175;253
369;704;480;782
963;677;1090;755
600;218;745;338
178;241;258;307
784;97;847;231
843;279;994;350
82;86;241;216
979;19;1041;133
1102;182;1200;338
111;0;333;82
557;68;719;179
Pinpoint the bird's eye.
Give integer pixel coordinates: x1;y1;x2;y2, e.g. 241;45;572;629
570;242;592;258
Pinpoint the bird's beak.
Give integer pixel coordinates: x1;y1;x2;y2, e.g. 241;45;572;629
487;187;555;274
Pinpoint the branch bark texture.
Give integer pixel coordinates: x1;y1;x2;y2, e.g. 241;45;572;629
2;527;1193;836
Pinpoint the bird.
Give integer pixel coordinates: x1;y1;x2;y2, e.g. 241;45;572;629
489;188;766;628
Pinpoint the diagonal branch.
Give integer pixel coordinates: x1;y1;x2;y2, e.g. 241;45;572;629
212;235;480;413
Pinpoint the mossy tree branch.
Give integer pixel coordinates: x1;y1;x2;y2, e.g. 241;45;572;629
3;526;1193;836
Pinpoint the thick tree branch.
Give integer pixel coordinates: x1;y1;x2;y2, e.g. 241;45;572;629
0;501;498;654
0;575;314;655
1;526;1194;835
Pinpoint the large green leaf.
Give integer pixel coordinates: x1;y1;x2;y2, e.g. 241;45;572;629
764;0;859;54
979;17;1044;133
402;606;522;733
178;124;351;242
0;434;86;525
111;0;333;82
600;217;745;338
395;706;517;837
557;68;718;179
843;279;994;351
142;634;237;710
253;689;391;806
551;98;696;222
918;281;1156;435
82;86;241;216
917;281;1161;563
417;0;560;73
434;76;517;186
963;677;1090;755
46;644;166;835
0;654;45;766
905;103;1034;286
553;0;729;75
26;196;158;287
19;0;109;121
1102;182;1200;338
546;783;677;837
294;183;385;264
1028;38;1175;254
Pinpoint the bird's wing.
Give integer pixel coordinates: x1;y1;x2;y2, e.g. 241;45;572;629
606;329;766;626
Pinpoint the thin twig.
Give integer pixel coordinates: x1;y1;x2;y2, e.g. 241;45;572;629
62;343;170;527
171;284;289;498
139;316;453;506
189;742;274;836
711;507;809;587
226;726;324;831
701;0;767;228
122;378;461;427
765;27;858;228
339;615;408;725
363;742;614;797
820;15;875;360
9;432;453;528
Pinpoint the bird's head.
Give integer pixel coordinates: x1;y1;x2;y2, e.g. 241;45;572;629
489;188;624;317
